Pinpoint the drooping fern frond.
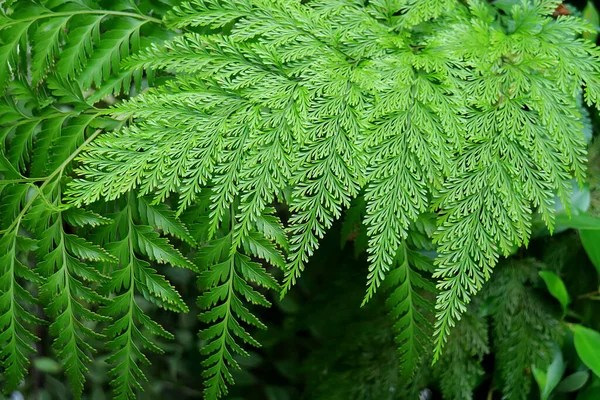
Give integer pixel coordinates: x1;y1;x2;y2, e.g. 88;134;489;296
0;117;111;395
0;117;105;394
362;42;462;304
97;193;195;399
29;185;115;397
384;243;436;380
431;0;600;359
0;228;43;393
195;206;284;399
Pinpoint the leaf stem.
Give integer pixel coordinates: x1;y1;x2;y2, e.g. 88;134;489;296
577;290;600;300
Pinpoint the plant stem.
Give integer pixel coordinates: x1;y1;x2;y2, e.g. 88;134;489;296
577;290;600;300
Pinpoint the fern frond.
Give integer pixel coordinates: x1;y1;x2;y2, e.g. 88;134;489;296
137;196;196;246
99;194;192;399
431;0;599;359
362;50;461;303
31;16;70;86
56;15;104;79
283;79;368;294
0;0;164;95
165;0;252;29
197;231;279;399
395;0;456;28
77;17;146;91
0;229;43;394
436;301;489;400
486;259;560;400
35;205;113;397
384;243;436;380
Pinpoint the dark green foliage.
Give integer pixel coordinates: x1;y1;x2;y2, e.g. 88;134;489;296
487;260;561;400
435;302;489;400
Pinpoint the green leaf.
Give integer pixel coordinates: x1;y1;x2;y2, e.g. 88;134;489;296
8;120;39;172
98;199;187;398
132;224;196;271
56;14;104;78
571;325;600;378
36;212;110;397
0;230;43;393
0;151;23;179
0;22;29;89
33;357;62;375
78;18;146;90
539;271;570;314
489;260;559;399
31;16;71;86
63;208;112;228
385;244;435;380
48;114;97;172
31;114;71;177
137;196;195;246
136;262;189;313
581;230;600;276
555;212;600;230
533;348;565;400
556;370;590;392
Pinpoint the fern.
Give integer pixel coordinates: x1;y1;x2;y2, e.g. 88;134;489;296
2;0;600;398
0;0;163;93
486;259;560;400
98;193;194;399
31;186;114;397
435;302;489;400
384;242;436;380
193;204;284;398
0;228;43;393
431;0;600;359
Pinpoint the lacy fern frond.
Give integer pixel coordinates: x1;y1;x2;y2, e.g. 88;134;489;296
362;46;461;304
431;0;600;359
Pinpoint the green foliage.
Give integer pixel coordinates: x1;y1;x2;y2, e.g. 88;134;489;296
435;302;489;400
3;0;600;399
384;241;436;380
487;259;561;400
98;194;195;399
195;206;284;399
